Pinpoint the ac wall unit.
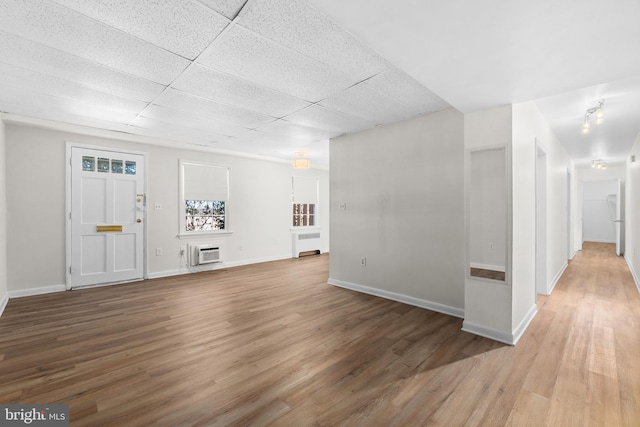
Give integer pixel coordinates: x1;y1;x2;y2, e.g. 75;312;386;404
292;232;322;258
190;244;221;266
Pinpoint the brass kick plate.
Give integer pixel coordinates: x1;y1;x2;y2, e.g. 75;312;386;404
96;225;123;232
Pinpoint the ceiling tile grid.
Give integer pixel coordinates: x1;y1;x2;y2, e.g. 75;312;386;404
154;89;276;130
171;65;311;118
0;62;148;115
49;0;231;60
281;104;375;135
238;0;390;82
195;0;247;20
0;32;166;102
319;82;420;124
0;84;139;125
139;105;253;137
364;68;450;115
0;0;190;84
197;25;356;102
0;0;460;167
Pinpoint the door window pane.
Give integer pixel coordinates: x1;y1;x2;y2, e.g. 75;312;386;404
82;156;95;172
125;161;137;175
111;159;123;173
97;158;110;173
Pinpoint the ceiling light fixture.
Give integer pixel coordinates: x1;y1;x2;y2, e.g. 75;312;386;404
293;152;310;169
591;159;607;170
581;100;605;134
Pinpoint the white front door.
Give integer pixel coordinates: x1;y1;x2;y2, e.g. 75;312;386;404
70;147;145;288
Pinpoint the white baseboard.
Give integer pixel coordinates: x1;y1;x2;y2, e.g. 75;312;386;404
511;304;538;345
461;320;514;345
8;284;66;298
469;263;505;272
583;239;616;244
147;254;293;279
624;253;640;294
327;278;464;319
546;261;568;295
462;303;536;346
569;250;577;260
0;292;8;318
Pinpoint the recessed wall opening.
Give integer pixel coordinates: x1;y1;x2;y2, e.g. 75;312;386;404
469;147;507;282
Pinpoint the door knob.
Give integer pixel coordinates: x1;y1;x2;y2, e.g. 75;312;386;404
136;218;142;223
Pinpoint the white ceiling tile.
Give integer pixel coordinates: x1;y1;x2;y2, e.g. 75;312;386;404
140;105;252;136
196;0;247;20
253;119;336;140
240;0;389;82
0;0;190;84
0;32;165;102
154;89;275;129
365;68;450;114
129;117;227;144
197;25;355;102
1;101;136;133
0;84;138;124
50;0;230;59
282;104;375;134
318;82;417;124
0;62;148;114
172;64;311;117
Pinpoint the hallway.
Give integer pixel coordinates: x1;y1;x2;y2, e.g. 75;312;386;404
514;242;640;425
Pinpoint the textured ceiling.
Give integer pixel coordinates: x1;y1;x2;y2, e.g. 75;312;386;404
307;0;640;167
0;0;450;167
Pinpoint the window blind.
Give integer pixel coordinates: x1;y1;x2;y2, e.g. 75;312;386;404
182;162;229;201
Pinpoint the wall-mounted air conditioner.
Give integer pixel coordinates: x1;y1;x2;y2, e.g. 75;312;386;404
189;244;221;266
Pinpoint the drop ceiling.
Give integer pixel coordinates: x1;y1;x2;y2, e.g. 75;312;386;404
1;0;640;168
0;0;449;168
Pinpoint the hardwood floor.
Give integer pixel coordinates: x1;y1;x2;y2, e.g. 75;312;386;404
1;243;639;426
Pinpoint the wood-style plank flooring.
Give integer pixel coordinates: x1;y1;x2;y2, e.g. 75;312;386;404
1;242;639;426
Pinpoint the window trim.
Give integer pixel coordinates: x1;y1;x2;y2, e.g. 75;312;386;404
179;159;231;237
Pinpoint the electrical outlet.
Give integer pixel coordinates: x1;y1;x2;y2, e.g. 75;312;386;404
156;248;163;256
154;203;162;210
360;257;367;267
180;246;186;256
339;202;347;210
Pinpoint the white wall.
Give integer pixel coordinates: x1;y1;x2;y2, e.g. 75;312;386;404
513;101;570;302
463;105;513;341
0;119;8;315
4;120;329;294
625;134;640;290
329;109;465;316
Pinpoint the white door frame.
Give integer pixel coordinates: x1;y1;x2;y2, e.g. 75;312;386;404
535;141;548;296
65;142;149;290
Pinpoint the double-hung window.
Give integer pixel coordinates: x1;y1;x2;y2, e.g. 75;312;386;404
180;160;230;235
292;175;319;227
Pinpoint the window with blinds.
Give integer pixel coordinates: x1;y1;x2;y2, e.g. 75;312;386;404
180;160;230;233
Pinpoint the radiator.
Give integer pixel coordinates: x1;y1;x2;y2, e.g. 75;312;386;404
292;232;322;258
189;244;221;266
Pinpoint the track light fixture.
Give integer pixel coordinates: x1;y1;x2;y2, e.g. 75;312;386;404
591;159;607;170
581;100;605;134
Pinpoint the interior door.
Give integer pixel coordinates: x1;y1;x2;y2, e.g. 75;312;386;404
70;147;145;288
